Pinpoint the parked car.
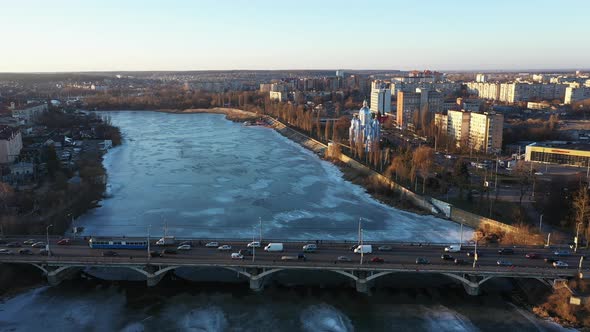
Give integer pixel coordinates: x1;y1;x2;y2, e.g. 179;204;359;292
231;253;244;260
31;242;46;248
6;242;21;248
177;244;191;251
57;238;71;245
416;257;429;265
303;244;317;253
553;261;568;268
378;245;392;252
162;248;177;255
0;249;14;255
102;251;118;257
553;250;571;256
497;248;514;255
218;245;232;251
205;242;219;248
497;260;513;266
247;241;261;248
525;253;539;259
441;254;454;261
239;249;252;256
370;257;385;263
337;256;352;262
18;249;33;255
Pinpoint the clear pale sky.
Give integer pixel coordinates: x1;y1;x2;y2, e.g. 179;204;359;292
1;0;589;72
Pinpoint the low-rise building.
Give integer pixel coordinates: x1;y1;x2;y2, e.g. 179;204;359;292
0;125;23;163
525;142;590;167
10;102;48;124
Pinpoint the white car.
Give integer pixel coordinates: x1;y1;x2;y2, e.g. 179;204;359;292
177;244;191;250
444;245;461;253
247;241;261;248
218;245;232;251
205;242;219;248
553;261;568;268
0;249;14;255
231;253;244;259
23;239;36;245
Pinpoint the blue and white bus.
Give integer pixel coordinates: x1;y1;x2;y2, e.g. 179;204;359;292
89;237;148;250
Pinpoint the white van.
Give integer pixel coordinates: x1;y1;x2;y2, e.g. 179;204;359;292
264;243;284;252
353;245;372;254
444;245;461;253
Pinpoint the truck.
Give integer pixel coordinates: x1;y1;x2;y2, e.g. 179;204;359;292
264;243;284;252
156;236;175;246
353;245;372;254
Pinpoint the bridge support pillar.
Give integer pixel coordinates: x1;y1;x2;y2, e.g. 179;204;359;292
147;273;166;287
250;277;264;292
46;267;82;286
355;279;369;294
462;282;480;296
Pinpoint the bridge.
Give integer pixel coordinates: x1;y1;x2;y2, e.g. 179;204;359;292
0;236;586;296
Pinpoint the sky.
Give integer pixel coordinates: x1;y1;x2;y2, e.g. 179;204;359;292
1;0;589;72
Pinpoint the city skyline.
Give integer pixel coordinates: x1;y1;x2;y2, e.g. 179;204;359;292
1;0;590;72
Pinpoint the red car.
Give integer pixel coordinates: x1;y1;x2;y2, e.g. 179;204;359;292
525;253;538;259
57;238;71;245
370;257;385;263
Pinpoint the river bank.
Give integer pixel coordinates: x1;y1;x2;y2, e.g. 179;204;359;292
159;107;259;122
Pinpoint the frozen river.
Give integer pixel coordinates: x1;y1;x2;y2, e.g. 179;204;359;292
77;111;470;242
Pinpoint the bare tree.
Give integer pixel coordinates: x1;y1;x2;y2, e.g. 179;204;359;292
572;186;590;245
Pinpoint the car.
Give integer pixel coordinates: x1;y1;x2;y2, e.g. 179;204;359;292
18;249;33;255
466;251;480;257
337;256;352;262
416;257;430;265
162;248;177;255
23;239;36;245
150;250;162;258
39;249;52;256
525;253;539;259
6;242;21;248
497;248;514;255
544;257;558;264
102;251;118;257
178;241;191;246
454;258;466;265
281;254;306;261
218;245;232;251
205;242;219;248
441;254;454;261
553;261;568;268
553;250;571;256
177;244;191;250
370;257;385;263
231;253;244;259
378;245;392;251
31;242;46;248
247;241;261;248
497;260;513;266
0;249;14;255
534;172;543;176
302;244;317;252
57;238;71;245
239;249;252;256
444;245;461;253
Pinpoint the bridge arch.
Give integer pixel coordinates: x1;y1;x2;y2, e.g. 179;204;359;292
365;271;394;282
329;270;359;281
30;263;49;275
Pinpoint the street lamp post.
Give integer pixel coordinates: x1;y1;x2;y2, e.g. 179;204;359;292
539;214;543;233
259;217;262;244
575;223;582;253
252;226;256;263
147;225;151;260
46;224;53;257
360;228;364;266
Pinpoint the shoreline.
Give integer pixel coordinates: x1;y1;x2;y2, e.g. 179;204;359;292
158;107;260;122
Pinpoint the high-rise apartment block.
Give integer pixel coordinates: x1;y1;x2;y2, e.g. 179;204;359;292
370;81;391;116
396;89;442;129
435;111;504;153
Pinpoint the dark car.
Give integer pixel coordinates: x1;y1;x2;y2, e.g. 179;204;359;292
525;253;539;259
370;257;385;263
498;248;514;255
337;256;352;262
441;254;454;261
162;249;177;255
416;257;430;265
39;249;52;256
6;242;21;248
150;250;162;257
553;250;571;257
466;251;480;257
19;249;33;255
497;260;513;266
544;257;558;264
454;258;466;265
239;249;252;256
102;251;118;257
